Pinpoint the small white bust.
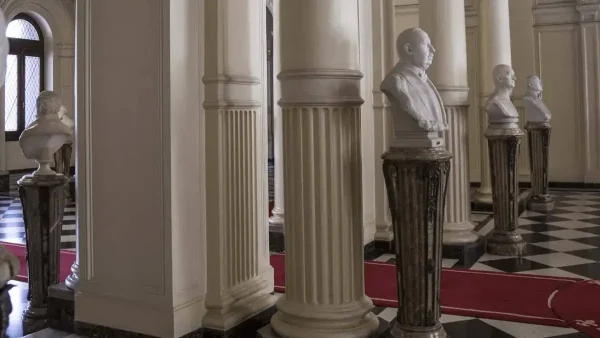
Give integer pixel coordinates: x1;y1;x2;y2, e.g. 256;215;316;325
58;105;75;144
523;75;551;123
19;91;74;176
381;28;447;148
485;64;520;125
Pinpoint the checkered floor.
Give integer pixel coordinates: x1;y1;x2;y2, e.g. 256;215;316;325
357;189;600;337
0;173;75;250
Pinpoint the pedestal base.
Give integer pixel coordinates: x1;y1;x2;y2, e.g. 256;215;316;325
388;322;447;338
527;196;555;212
22;307;48;335
486;231;527;256
442;236;486;265
47;283;74;333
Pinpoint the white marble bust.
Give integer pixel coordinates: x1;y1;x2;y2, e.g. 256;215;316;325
19;91;74;176
381;27;447;148
523;75;551;123
58;105;75;143
485;64;520;125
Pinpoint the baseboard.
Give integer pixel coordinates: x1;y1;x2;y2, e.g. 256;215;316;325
471;181;600;190
8;166;76;175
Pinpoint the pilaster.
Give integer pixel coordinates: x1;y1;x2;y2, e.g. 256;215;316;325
202;0;276;332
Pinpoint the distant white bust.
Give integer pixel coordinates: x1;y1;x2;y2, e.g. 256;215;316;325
19;91;74;176
485;64;520;125
523;76;551;123
381;28;447;148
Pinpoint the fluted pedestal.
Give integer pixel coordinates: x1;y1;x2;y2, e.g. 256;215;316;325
53;143;73;201
485;126;526;256
382;147;451;338
525;122;554;212
18;174;69;334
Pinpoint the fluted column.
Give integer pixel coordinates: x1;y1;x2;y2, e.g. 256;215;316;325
420;0;479;245
202;0;277;331
473;0;513;205
269;0;284;228
270;1;379;337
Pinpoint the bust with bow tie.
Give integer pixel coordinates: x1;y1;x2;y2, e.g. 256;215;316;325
523;75;551;123
380;27;447;148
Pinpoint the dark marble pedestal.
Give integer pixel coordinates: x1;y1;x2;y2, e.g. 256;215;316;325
382;147;451;338
18;174;69;335
485;125;526;257
0;172;9;193
525;122;554;212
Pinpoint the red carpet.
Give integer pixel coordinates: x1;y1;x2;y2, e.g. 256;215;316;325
1;242;75;283
270;253;581;327
551;280;600;337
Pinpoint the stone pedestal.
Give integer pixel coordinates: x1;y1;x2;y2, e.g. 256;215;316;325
53;143;73;201
382;147;451;338
485;126;526;256
18;174;69;335
525;122;554;212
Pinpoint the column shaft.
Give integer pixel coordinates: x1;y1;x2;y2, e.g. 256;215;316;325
419;0;478;244
475;0;512;203
269;0;284;227
202;0;276;331
270;1;378;337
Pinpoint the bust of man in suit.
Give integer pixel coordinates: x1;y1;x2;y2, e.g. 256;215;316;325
19;91;73;175
380;27;447;148
523;75;551;123
485;64;520;126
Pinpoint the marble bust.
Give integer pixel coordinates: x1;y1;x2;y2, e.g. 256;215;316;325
19;91;74;176
485;64;520;126
523;75;551;123
381;27;447;148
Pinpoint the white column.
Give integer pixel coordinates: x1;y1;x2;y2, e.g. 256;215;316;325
473;0;512;204
371;0;395;243
419;0;478;244
202;0;277;331
270;1;379;337
75;1;207;337
269;0;284;228
576;2;600;183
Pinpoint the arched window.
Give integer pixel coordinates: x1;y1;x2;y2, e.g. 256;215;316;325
4;14;44;141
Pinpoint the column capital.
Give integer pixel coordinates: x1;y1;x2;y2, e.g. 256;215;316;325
576;0;600;22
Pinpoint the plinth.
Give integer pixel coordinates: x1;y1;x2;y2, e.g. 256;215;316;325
382;147;451;338
485;124;526;256
18;173;69;334
525;122;554;212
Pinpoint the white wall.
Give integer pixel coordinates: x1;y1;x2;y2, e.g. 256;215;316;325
384;0;600;184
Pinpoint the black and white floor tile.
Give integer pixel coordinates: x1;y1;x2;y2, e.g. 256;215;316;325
0;173;76;250
354;189;600;337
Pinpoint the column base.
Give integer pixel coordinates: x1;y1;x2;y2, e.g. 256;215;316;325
48;283;74;333
387;322;447;338
271;297;379;338
442;236;486;266
203;274;278;332
0;172;9;192
527;195;555;212
486;231;526;256
203;305;277;338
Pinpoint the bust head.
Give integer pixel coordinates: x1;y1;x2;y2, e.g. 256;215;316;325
37;91;63;118
396;28;435;70
492;64;516;92
526;75;543;97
